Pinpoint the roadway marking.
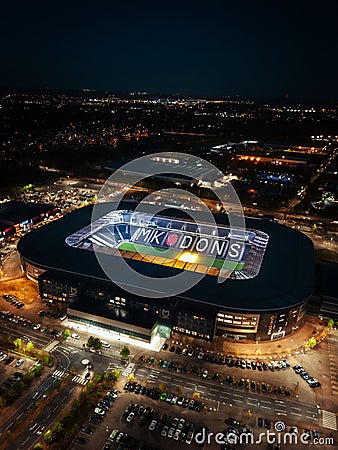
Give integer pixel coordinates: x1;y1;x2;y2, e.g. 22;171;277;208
5;422;13;430
29;423;38;431
44;340;59;353
71;375;88;385
21;436;31;446
322;410;337;430
122;362;135;377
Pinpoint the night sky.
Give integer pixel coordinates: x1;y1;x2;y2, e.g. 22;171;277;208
2;1;338;100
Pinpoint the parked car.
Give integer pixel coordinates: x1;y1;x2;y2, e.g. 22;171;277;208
126;412;135;423
149;420;157;431
161;425;169;437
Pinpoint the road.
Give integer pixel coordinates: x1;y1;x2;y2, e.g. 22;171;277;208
6;382;82;450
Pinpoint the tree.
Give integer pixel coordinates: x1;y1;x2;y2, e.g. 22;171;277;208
26;341;34;353
159;382;166;391
127;373;135;382
93;373;102;383
176;385;184;395
328;318;335;329
112;368;121;380
120;346;130;359
43;430;54;444
53;379;62;390
33;444;44;450
307;337;317;348
53;421;63;433
62;330;70;340
86;336;102;350
13;338;23;351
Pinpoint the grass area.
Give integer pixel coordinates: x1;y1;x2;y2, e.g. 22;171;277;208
118;242;244;271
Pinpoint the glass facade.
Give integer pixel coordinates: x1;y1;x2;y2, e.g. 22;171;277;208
67;314;151;342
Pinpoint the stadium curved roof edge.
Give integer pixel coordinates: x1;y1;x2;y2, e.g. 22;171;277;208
17;202;315;311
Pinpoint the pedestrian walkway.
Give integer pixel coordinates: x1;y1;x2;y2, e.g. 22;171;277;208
44;340;59;353
147;368;160;384
122;362;135;377
51;369;69;380
328;332;338;396
322;410;337;430
71;374;89;385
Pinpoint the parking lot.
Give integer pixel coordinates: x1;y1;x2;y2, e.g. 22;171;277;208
72;387;217;450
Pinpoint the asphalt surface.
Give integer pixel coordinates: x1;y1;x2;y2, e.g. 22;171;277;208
134;365;320;426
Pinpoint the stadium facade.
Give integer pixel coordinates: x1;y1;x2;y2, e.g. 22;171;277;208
18;202;315;345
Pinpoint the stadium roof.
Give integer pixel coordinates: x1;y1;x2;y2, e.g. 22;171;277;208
18;202;315;312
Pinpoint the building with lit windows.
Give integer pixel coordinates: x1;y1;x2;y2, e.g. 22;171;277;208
18;201;314;346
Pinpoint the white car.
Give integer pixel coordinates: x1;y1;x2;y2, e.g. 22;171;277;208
187;349;194;357
15;358;24;367
178;418;186;429
0;354;7;362
197;352;204;360
148;420;157;431
202;369;208;378
33;324;41;330
71;333;80;339
173;429;181;441
161;426;169;437
94;407;106;416
168;427;175;438
101;340;110;348
126;412;135;423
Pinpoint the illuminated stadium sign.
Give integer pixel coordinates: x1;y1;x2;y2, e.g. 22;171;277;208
65;210;269;280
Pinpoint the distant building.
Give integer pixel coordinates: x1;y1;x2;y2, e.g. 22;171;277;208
0;201;57;243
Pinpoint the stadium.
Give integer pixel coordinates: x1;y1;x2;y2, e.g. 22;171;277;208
18;201;315;348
